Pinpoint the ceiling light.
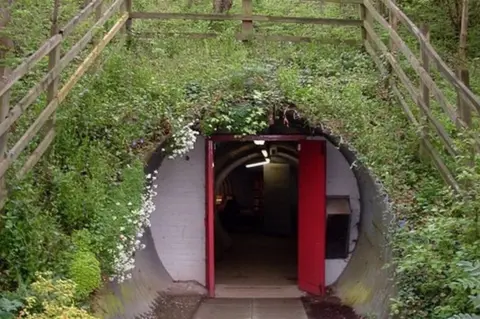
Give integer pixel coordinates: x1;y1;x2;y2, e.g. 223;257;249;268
246;158;270;168
261;149;268;158
253;140;265;146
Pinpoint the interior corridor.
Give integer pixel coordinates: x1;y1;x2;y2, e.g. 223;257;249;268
215;233;297;286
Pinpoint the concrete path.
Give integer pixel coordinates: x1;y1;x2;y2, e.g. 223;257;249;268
192;298;308;319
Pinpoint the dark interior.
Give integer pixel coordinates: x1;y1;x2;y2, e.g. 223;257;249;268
214;141;299;286
326;214;350;259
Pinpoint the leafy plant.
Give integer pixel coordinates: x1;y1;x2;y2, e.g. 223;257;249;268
68;251;101;299
0;296;23;319
20;273;98;319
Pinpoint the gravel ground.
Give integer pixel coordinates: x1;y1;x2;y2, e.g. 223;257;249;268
302;296;362;319
137;293;204;319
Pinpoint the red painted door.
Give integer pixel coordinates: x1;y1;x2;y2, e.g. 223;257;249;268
298;140;326;295
205;139;215;297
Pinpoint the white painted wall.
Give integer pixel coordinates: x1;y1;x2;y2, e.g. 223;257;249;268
150;137;206;286
325;140;360;286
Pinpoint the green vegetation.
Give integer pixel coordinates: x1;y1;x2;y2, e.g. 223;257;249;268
0;0;480;318
68;251;102;299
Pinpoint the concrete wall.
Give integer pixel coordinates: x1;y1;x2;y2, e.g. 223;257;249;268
331;139;392;319
325;141;361;286
150;136;206;286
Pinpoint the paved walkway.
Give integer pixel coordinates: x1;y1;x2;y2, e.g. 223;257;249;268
192;298;308;319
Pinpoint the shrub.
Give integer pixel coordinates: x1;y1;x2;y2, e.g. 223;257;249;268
68;251;102;299
20;273;98;319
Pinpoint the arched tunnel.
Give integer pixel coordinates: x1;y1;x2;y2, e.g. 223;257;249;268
94;126;393;319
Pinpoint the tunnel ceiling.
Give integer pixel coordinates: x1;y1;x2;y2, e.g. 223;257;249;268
214;141;299;174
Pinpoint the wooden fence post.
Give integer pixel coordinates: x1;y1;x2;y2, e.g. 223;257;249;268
359;3;372;44
385;0;398;88
457;69;471;126
91;0;104;71
419;24;430;157
95;0;104;45
242;0;254;40
125;0;133;46
0;2;12;209
46;0;61;132
457;0;471;128
120;0;127;34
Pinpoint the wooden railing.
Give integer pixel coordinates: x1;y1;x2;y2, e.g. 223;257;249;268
0;0;129;207
130;0;364;43
361;0;480;192
0;0;478;208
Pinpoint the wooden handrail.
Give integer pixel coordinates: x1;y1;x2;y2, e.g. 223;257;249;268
130;12;363;26
361;0;480;192
0;0;124;138
378;0;480;114
364;38;460;192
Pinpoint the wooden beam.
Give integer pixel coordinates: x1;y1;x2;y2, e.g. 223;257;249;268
241;0;254;40
418;24;431;158
130;12;363;26
0;14;128;179
0;35;62;98
125;0;133;40
359;3;371;43
46;0;61;132
61;0;104;37
17;128;55;179
379;0;480;115
236;33;360;45
137;31;360;45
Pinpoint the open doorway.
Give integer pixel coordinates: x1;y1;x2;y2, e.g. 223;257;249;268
214;141;299;288
205;135;358;298
206;136;328;298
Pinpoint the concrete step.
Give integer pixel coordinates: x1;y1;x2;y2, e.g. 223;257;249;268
215;284;306;298
192;298;308;319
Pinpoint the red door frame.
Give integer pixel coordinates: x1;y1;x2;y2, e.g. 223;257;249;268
205;134;326;298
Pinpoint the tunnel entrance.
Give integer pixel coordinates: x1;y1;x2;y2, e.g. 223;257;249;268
206;135;359;298
214;141;300;294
